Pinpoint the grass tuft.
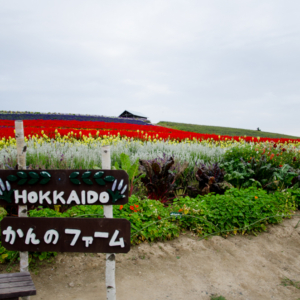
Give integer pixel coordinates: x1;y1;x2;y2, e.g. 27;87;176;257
280;277;300;289
210;295;227;300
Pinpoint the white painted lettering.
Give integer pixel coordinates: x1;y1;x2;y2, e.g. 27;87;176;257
3;226;16;244
67;190;80;205
99;191;109;203
53;191;65;204
25;228;40;245
44;230;59;244
94;232;109;238
82;236;93;247
39;191;51;205
17;229;24;238
87;191;98;204
65;229;81;246
109;230;125;248
27;191;38;204
14;190;27;204
81;190;86;205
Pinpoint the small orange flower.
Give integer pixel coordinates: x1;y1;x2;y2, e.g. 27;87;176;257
134;210;137;212
158;216;161;220
178;209;183;212
119;205;123;210
134;204;139;208
254;196;258;199
130;205;134;210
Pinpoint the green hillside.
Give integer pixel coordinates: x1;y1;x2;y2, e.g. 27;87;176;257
157;121;299;139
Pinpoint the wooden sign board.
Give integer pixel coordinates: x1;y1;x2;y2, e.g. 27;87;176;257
1;217;131;253
0;170;128;206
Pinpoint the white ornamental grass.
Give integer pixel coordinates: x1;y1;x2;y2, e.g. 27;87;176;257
0;139;226;170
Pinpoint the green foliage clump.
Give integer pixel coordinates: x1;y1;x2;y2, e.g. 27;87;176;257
172;187;297;236
289;188;300;208
115;195;180;244
222;150;299;190
223;143;300;169
112;153;140;196
0;208;16;264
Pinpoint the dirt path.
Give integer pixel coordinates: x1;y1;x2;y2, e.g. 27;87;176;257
8;215;300;300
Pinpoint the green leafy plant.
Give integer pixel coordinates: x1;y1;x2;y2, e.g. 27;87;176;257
172;187;297;236
113;153;139;196
115;195;180;244
222;156;277;189
268;164;298;190
222;155;298;191
288;188;300;208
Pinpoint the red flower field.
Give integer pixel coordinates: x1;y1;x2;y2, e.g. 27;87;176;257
0;119;299;144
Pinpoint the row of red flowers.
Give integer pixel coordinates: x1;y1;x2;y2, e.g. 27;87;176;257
0;119;299;144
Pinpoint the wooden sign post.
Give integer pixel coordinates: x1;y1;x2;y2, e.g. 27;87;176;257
101;146;116;300
0;129;129;299
15;120;29;300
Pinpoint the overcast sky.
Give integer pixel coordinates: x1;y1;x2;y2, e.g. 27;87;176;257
1;1;300;136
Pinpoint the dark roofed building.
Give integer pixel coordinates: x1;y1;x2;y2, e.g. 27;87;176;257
119;110;147;120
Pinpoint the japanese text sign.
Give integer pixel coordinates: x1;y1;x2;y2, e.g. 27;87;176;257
1;217;131;253
0;170;128;206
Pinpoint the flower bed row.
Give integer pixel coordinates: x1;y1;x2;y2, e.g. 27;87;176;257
1;119;300;145
0;111;150;125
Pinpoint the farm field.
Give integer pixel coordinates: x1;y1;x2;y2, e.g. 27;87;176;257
0;112;300;299
158;121;300;139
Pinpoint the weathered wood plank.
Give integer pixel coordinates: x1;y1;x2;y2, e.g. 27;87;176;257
0;272;36;299
0;280;34;289
0;273;30;279
0;276;31;284
0;285;36;299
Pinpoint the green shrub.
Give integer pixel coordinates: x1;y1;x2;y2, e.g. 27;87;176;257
289;188;300;208
221;155;298;191
115;195;180;244
171;187;297;236
224;143;300;169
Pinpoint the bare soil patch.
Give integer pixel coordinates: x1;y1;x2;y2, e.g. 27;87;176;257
2;215;300;300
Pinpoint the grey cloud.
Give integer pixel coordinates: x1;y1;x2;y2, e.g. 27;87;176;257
1;0;300;136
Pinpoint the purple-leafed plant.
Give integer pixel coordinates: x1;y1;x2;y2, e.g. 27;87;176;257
188;163;232;196
139;155;188;203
